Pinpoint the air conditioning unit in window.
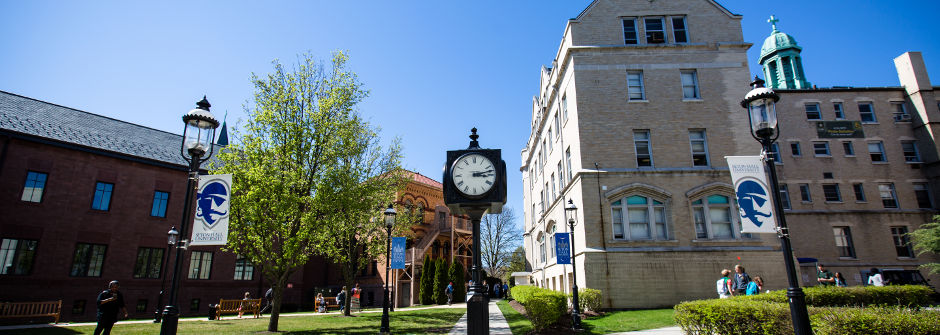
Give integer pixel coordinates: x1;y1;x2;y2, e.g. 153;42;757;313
894;113;912;122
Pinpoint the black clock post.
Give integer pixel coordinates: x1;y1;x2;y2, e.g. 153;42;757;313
443;128;507;335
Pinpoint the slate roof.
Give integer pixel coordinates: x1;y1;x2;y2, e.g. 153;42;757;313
404;169;443;189
0;90;190;168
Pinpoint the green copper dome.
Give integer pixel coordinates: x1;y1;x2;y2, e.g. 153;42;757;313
759;30;801;64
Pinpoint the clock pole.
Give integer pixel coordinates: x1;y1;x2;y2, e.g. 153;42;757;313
466;206;488;335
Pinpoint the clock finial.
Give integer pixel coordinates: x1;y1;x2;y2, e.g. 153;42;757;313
468;127;480;149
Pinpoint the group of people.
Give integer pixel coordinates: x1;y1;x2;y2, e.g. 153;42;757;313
816;264;886;287
716;265;764;298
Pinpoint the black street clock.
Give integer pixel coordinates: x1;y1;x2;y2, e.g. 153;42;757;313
443;128;507;214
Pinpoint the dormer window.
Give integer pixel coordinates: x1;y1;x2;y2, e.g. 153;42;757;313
645;18;665;44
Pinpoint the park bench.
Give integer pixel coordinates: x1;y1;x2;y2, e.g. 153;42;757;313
0;300;61;324
314;297;339;312
215;298;260;320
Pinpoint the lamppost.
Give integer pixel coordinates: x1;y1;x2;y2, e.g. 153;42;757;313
564;199;581;330
160;97;220;335
741;77;812;335
381;204;397;334
154;227;179;323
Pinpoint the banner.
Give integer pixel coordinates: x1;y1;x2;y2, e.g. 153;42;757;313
555;233;571;264
190;174;232;246
726;156;777;234
390;237;406;269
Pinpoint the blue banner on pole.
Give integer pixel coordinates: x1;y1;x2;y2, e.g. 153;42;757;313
391;237;406;269
555;233;571;264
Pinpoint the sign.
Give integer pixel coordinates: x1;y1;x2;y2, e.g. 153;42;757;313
390;237;406;269
555;233;571;264
726;156;777;234
190;174;232;246
816;121;864;138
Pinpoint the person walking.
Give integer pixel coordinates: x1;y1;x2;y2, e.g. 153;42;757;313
731;265;751;296
445;282;454;305
816;264;835;286
351;283;361;312
834;272;848;287
94;280;127;335
716;269;733;299
260;287;273;315
746;276;763;295
337;286;347;313
494;282;501;299
868;268;885;286
502;283;509;299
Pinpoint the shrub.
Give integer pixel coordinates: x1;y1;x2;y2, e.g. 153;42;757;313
741;285;934;307
510;285;540;305
510;286;567;331
448;261;466;302
576;288;602;312
419;255;435;305
813;306;940;335
432;258;450;304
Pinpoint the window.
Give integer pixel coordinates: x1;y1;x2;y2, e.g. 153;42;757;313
622;19;638;44
528;169;533;190
21;171;47;203
561;95;568;121
537;234;546;264
879;183;898;208
868;142;886;162
91;182;114;211
901;141;920;162
769;143;781;163
539;190;545;213
70;243;106;277
627;71;645;100
565;148;572;181
550;174;556;201
188;251;213;280
813;142;830;156
689;130;709;166
612;195;667;240
693;194;736;239
557;162;564;193
892;102;910;122
681;70;700;99
790;142;801;157
645;17;665;43
133;248;164;279
842;141;855;156
634;130;652;167
891;227;914;258
548;128;553;151
822;184;842;202
71;300;86;315
547;225;556;260
852;183;866;202
804;103;821;120
1;238;38;275
671;17;688;43
833;102;845;119
554;114;561;138
234;255;254;280
799;184;811;202
190;299;200;312
151;191;169;217
858;102;876;123
541;141;547;168
543;183;549;206
913;183;932;208
136;299;148;313
832;227;856;258
779;184;791;210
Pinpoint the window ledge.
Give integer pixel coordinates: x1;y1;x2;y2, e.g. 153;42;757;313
838;257;858;261
855;201;868;204
845;155;856;158
628;99;649;103
825;201;844;204
905;161;924;164
897;257;916;260
814;155;832;158
801;201;812;204
871;162;889;165
861;122;879;125
682;98;704;102
807;119;822;121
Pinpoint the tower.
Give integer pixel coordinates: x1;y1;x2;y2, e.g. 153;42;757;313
759;15;811;89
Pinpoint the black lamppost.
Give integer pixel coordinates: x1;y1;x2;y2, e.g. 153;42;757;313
741;77;812;335
160;97;220;335
381;204;397;334
154;227;179;323
564;199;581;330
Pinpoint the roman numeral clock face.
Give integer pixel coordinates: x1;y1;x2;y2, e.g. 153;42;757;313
452;153;496;197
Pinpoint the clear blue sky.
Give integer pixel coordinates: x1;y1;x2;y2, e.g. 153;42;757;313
2;1;938;223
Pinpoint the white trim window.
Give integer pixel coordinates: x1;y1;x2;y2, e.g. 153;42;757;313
692;194;737;239
681;70;700;99
538;233;546;265
634;130;653;167
671;16;688;43
557;162;565;193
689;130;709;166
562;95;568;121
611;195;667;240
627;71;645;100
548;225;556;261
565;148;572;182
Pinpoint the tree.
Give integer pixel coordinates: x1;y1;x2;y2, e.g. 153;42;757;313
480;207;523;280
213;51;392;331
504;245;527;282
433;258;449;304
420;254;435;304
448;261;466;302
910;215;940;274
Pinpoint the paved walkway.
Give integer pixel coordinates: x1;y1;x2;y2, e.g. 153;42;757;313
449;299;511;334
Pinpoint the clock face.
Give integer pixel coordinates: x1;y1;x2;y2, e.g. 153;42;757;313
452;153;496;197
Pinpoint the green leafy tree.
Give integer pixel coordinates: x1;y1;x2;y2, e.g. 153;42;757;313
910;215;940;274
433;258;449;304
420;254;435;304
504;245;527;282
449;261;466;302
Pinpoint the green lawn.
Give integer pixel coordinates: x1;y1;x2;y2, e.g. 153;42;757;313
2;308;465;335
497;299;675;335
495;300;533;335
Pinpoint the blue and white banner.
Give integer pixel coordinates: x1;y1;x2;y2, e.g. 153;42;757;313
390;237;406;269
726;156;777;234
555;233;571;264
190;174;232;246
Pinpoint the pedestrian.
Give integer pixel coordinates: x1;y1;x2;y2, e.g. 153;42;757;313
834;272;848;287
445;282;454;305
746;276;763;295
316;293;326;313
731;265;751;296
502;283;509;298
94;280;127;335
337;286;347;313
494;282;501;299
351;283;361;312
260;287;273;315
868;268;885;286
816;264;835;286
716;269;732;299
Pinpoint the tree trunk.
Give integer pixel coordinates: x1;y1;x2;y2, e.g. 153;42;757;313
267;274;288;332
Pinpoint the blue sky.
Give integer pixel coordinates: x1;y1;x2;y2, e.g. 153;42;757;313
2;0;938;224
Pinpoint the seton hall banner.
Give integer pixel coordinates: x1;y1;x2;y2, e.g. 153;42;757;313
725;156;777;234
190;174;232;246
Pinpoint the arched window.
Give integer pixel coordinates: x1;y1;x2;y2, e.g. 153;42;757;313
692;194;737;239
537;233;546;265
547;223;556;260
611;195;667;240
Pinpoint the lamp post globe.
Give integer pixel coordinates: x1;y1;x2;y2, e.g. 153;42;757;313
161;97;220;335
741;77;812;335
564;199;581;329
381;204;396;334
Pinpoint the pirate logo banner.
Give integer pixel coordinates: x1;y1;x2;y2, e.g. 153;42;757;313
191;174;232;246
726;156;777;234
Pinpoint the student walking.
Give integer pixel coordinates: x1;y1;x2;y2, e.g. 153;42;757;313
868;268;885;286
834;272;848;287
731;265;752;296
94;280;127;335
260;287;273;315
746;276;763;295
816;264;835;286
337;286;347;313
716;269;733;299
445;282;454;305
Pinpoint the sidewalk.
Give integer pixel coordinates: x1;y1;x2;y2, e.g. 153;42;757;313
449;299;511;335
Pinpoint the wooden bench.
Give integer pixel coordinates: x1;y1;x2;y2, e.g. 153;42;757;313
215;298;260;320
0;300;62;324
314;297;339;312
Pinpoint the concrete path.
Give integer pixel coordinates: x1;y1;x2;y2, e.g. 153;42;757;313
449;299;511;335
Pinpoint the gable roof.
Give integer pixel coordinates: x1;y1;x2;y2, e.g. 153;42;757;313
0;90;191;168
573;0;741;22
402;169;443;189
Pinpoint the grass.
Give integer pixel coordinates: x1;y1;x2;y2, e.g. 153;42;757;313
497;299;675;335
1;308;465;335
495;300;533;335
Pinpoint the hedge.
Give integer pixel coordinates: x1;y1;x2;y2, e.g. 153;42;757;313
567;288;602;312
812;306;940;335
739;285;934;307
510;285;567;331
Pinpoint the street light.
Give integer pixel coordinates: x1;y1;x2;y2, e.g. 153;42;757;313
161;97;220;335
564;199;581;330
741;77;812;335
381;204;397;334
154;227;179;323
